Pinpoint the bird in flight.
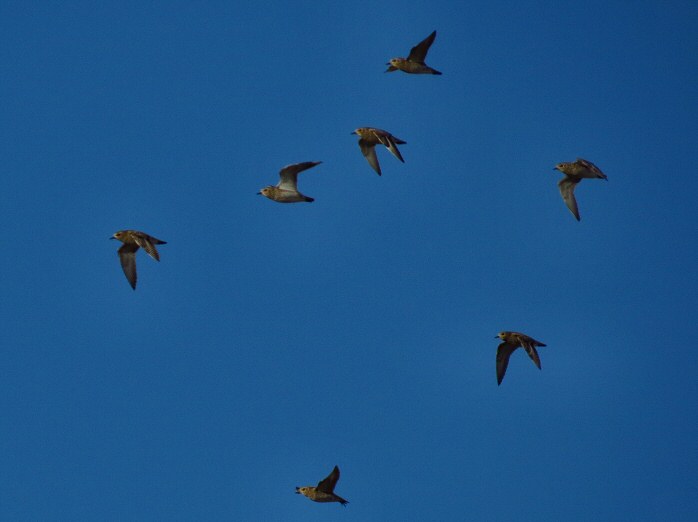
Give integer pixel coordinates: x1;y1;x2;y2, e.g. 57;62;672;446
111;230;166;290
296;465;349;506
351;127;406;175
258;161;322;203
495;331;547;385
385;30;442;75
554;158;608;221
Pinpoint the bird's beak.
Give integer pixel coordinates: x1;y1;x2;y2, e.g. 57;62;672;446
295;488;300;494
350;131;356;135
552;167;559;171
109;236;115;240
494;335;500;339
256;192;262;195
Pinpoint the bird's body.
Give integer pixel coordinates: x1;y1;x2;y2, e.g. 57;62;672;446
495;331;547;385
351;127;406;175
296;465;349;506
554;158;608;221
111;230;166;290
258;161;321;203
386;30;442;75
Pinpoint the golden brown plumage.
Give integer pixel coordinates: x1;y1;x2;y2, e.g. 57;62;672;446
111;230;166;290
495;331;547;385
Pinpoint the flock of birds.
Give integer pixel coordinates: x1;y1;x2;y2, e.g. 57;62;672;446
110;30;609;507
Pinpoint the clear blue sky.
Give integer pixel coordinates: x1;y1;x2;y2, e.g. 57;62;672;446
2;1;697;520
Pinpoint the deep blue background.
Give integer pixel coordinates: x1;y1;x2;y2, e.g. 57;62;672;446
2;1;697;520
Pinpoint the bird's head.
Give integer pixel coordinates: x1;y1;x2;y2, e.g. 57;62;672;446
553;162;569;173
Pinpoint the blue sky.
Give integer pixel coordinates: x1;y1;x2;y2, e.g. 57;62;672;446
2;1;697;520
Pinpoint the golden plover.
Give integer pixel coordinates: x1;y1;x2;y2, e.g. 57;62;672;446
111;230;166;290
351;127;406;176
385;30;442;75
258;161;322;203
495;331;547;385
296;465;348;506
554;158;608;221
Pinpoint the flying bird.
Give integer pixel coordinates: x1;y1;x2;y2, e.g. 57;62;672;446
554;158;608;221
385;30;442;75
258;161;322;203
296;465;349;506
495;331;547;385
351;127;406;175
111;230;166;290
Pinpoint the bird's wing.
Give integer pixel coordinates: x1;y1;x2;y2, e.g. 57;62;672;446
558;177;581;221
133;234;160;261
527;335;546;348
118;243;139;290
279;161;321;190
377;134;405;163
359;139;382;175
522;342;542;370
513;332;545;347
317;466;340;494
496;342;517;385
407;30;436;63
576;158;607;180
